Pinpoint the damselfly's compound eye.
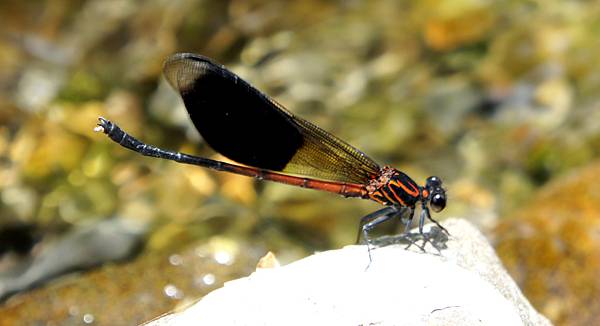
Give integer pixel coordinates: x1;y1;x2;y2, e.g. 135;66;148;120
426;176;442;188
430;192;446;212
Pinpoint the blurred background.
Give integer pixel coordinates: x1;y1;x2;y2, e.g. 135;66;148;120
1;0;599;325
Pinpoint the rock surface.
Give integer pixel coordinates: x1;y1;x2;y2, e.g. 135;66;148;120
146;218;551;326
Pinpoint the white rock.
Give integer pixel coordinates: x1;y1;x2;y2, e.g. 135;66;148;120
146;218;552;326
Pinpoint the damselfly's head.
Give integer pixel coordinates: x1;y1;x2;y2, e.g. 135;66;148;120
423;176;446;212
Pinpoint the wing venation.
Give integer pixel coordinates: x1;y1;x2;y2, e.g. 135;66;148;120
163;53;381;184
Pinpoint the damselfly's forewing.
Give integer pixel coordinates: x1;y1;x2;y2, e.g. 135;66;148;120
163;53;381;184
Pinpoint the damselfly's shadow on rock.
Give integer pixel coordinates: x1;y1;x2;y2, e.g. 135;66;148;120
370;224;450;255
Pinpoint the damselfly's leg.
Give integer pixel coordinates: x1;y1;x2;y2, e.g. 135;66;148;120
355;206;397;244
419;202;449;235
399;206;415;235
358;207;402;266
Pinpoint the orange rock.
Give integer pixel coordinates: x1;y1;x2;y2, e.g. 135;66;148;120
495;161;600;325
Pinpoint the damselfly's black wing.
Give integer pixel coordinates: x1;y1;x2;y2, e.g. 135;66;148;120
163;53;381;184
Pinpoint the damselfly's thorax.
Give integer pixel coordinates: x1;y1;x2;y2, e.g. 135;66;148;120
366;166;446;213
366;166;420;207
